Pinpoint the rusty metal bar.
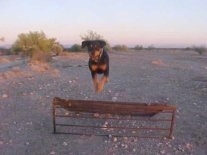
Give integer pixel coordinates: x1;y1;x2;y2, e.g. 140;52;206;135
55;114;173;122
52;97;176;138
52;101;56;133
169;110;176;139
55;123;170;131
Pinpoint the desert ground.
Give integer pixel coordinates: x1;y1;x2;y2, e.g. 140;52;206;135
0;49;207;155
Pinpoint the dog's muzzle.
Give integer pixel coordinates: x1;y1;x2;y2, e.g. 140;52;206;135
89;49;103;62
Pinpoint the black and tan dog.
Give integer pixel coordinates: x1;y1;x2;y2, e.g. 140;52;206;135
82;40;109;92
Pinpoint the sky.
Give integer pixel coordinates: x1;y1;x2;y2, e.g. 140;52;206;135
0;0;207;48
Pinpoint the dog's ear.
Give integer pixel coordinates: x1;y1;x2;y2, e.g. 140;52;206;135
98;40;106;48
82;41;90;48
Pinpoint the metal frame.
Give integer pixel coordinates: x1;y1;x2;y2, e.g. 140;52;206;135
52;97;176;139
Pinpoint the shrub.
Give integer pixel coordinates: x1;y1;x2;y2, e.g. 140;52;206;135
112;45;128;51
12;31;62;62
192;46;206;55
134;44;143;50
147;45;155;50
51;43;63;56
70;44;82;52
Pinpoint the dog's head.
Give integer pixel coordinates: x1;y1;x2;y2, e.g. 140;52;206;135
82;40;106;62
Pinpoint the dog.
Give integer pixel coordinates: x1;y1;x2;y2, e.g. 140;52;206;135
82;40;109;92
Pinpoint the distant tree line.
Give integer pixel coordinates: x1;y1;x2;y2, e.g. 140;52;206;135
0;30;206;60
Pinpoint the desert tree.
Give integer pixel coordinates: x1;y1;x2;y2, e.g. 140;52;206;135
80;30;111;51
12;31;62;62
80;30;103;41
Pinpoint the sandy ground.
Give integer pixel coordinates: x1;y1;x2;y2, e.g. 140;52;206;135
0;50;207;155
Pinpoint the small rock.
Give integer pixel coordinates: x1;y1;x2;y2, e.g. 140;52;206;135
186;143;193;150
157;143;162;147
123;137;128;141
112;97;117;101
2;94;8;98
132;148;136;152
50;151;55;155
63;142;68;146
94;113;100;117
192;102;197;106
113;137;117;142
108;134;112;138
160;150;165;154
25;142;30;145
65;112;69;116
132;131;136;134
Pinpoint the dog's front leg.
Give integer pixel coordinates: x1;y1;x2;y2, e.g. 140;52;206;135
97;75;109;92
91;72;99;92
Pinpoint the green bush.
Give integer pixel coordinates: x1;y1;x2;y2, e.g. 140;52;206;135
12;31;62;62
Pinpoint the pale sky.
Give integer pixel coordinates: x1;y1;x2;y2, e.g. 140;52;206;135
0;0;207;47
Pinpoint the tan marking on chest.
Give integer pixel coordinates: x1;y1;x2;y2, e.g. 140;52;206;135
91;64;107;71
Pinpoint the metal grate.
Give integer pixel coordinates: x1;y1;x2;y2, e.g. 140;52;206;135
52;97;176;139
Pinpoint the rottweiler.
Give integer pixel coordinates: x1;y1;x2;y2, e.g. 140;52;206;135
82;40;109;92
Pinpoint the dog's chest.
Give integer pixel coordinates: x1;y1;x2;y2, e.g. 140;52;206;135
90;63;107;72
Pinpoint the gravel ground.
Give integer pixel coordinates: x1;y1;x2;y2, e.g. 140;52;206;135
0;50;207;155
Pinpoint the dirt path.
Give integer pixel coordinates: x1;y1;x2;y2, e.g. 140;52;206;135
0;50;207;155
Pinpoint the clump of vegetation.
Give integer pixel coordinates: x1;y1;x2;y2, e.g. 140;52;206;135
69;44;82;52
147;45;155;50
81;30;103;41
81;30;111;51
133;44;143;50
192;46;206;55
12;31;63;62
112;45;128;51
